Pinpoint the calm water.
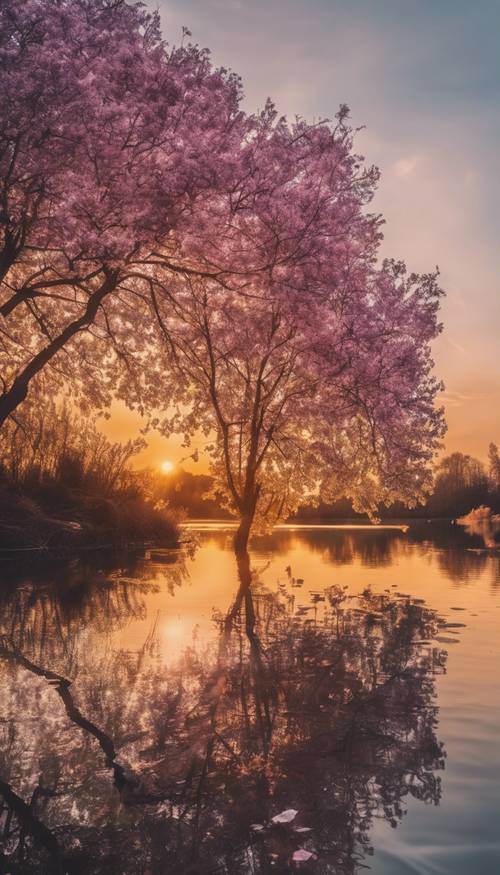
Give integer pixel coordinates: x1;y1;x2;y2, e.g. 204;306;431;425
0;521;499;874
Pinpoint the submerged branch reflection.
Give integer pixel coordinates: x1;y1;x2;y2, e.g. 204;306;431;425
0;545;447;874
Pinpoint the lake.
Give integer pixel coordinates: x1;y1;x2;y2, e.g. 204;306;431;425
0;521;499;874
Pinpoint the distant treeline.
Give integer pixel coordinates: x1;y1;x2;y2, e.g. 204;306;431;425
0;403;179;550
162;446;500;521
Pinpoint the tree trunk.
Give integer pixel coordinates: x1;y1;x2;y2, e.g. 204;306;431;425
234;510;253;555
234;485;260;556
0;270;117;428
233;494;260;638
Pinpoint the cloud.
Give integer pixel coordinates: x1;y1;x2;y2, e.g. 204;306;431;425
393;156;420;177
441;390;483;408
445;337;466;354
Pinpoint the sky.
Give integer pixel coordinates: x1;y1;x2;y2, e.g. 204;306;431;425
103;0;500;471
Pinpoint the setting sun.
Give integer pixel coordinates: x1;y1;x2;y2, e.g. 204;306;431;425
160;459;175;474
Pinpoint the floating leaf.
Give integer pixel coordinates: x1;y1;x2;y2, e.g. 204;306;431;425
272;808;298;824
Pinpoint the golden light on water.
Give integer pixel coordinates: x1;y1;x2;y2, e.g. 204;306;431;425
160;459;175;474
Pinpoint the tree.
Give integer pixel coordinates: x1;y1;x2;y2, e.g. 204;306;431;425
435;452;486;488
151;130;445;552
428;451;489;516
155;266;444;553
488;442;500;490
0;0;246;426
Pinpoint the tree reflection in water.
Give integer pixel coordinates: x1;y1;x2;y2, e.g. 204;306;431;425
255;522;500;585
0;546;447;874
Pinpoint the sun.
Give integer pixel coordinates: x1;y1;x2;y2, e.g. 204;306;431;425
160;459;175;474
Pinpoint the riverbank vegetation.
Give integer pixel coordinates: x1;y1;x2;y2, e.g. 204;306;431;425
0;402;179;550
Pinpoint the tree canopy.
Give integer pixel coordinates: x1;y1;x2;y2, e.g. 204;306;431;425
0;0;245;422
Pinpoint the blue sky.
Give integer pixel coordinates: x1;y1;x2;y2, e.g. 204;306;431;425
130;0;500;463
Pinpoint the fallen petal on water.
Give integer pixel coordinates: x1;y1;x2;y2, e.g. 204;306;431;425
272;808;298;824
292;848;315;861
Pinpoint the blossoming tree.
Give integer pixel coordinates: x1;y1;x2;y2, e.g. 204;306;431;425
149;114;445;552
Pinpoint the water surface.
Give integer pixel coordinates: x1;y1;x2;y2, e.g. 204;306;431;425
0;522;499;873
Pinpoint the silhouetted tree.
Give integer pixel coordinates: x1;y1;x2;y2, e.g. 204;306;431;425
426;452;489;517
488;443;500;490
